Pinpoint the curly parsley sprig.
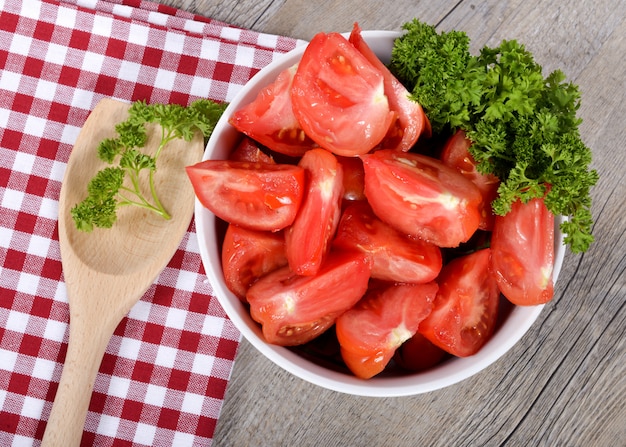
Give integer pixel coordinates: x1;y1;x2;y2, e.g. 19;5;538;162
389;19;599;252
71;99;227;232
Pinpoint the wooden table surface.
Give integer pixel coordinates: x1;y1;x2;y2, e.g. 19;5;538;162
157;1;625;445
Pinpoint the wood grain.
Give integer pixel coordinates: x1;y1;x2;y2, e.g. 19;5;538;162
154;1;626;445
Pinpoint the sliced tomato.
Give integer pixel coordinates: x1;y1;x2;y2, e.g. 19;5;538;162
291;32;394;156
229;64;317;157
285;149;344;276
336;281;438;379
440;129;500;230
187;160;304;231
360;149;483;248
336;155;366;202
333;201;442;283
229;136;275;163
247;250;371;346
221;224;287;301
348;23;430;151
418;248;500;357
491;196;555;306
393;332;448;372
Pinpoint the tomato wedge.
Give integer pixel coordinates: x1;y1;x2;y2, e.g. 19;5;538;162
229;136;275;163
221;224;287;301
336;155;366;202
291;32;394;156
186;160;304;231
247;250;371;346
348;23;430;151
491;196;555;305
285;149;344;276
360;149;483;248
418;248;500;357
333;201;442;283
440;129;500;230
229;64;317;157
336;281;438;379
393;332;448;372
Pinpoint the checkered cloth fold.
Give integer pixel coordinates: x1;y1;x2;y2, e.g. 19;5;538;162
0;0;301;445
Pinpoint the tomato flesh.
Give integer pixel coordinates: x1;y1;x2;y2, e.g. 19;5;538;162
187;159;304;231
229;64;317;157
418;248;500;357
291;32;394;156
229;136;275;163
333;201;442;283
285;149;344;276
349;23;430;151
440;130;500;230
247;250;371;346
336;155;366;202
491;196;555;305
336;281;438;379
393;332;448;372
360;149;483;248
221;224;287;301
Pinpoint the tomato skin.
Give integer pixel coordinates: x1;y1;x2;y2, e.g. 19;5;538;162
221;224;288;301
229;64;317;157
348;23;430;152
336;281;438;379
418;248;500;357
247;250;371;346
440;130;500;231
285;149;344;276
186;159;305;232
360;149;483;248
333;201;442;283
229;136;275;163
491;196;555;306
291;32;394;156
393;332;448;372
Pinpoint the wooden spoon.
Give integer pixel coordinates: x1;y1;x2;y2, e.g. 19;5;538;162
41;98;204;447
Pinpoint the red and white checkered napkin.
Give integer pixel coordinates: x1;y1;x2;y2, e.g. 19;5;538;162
0;0;302;444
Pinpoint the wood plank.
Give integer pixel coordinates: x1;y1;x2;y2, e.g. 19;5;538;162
254;0;460;40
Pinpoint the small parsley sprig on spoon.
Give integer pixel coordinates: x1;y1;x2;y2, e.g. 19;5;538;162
71;99;226;232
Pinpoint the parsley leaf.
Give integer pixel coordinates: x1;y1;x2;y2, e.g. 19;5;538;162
71;99;227;232
389;19;598;252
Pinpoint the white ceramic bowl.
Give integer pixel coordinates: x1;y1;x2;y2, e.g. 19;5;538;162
194;31;567;397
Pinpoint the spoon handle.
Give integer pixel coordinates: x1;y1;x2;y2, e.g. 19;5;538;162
41;313;120;447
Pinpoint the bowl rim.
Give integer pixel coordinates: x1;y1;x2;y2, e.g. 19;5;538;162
194;30;567;397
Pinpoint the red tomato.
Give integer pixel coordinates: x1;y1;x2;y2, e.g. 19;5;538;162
291;32;394;156
418;248;500;357
336;281;438;379
186;160;304;231
393;332;448;372
221;224;287;301
229;65;317;157
247;250;371;346
440;129;500;230
336;155;366;202
229;136;275;163
348;23;430;151
360;149;483;248
285;149;344;276
491;196;555;305
333;201;442;283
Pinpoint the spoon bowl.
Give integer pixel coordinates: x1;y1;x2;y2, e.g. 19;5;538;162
41;98;203;446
